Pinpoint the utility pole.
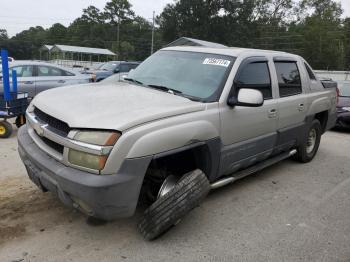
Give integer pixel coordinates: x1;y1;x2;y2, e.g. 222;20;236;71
117;15;120;60
151;11;155;55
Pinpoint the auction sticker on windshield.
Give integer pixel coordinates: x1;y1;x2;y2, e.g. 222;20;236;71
203;58;231;67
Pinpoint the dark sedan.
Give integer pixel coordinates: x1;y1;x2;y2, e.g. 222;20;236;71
86;61;140;82
336;81;350;129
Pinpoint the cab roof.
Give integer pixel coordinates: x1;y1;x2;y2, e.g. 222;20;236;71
162;46;299;59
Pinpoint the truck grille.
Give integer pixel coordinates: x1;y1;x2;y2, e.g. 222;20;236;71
41;137;64;154
34;107;70;136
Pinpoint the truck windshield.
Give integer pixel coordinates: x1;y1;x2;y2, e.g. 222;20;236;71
338;81;350;97
128;50;235;101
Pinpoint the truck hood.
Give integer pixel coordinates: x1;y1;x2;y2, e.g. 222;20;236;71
32;82;205;131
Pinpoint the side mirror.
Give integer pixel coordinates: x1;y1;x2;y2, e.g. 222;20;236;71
228;88;264;107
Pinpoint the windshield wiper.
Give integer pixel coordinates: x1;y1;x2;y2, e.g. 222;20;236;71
147;84;182;95
147;84;202;102
124;77;144;86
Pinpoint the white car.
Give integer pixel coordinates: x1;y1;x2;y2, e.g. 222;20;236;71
0;61;93;97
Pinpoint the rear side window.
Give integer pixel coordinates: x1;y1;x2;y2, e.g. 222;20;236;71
275;62;302;97
37;66;74;77
236;62;272;99
304;63;316;80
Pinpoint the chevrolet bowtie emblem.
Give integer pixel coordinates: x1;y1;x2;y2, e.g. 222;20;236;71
34;123;48;137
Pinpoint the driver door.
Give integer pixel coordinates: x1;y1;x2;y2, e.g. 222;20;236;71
219;57;278;176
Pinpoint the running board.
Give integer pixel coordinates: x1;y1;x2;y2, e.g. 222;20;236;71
210;149;297;190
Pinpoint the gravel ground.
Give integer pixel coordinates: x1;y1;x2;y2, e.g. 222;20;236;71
0;126;350;262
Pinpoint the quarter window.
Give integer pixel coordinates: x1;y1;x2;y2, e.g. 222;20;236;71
304;62;316;80
236;62;272;99
37;66;74;77
275;62;302;97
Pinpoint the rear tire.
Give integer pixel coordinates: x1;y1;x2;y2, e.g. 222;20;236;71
0;121;13;139
294;119;322;163
138;169;210;241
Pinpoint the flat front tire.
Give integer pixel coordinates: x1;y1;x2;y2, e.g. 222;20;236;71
138;169;210;241
294;119;322;163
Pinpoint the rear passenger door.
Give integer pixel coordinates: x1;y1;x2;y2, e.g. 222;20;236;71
35;65;74;95
274;58;308;150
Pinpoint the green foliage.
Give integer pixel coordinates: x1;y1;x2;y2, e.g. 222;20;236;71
0;29;8;40
158;0;349;70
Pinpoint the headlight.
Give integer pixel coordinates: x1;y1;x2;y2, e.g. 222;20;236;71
68;131;121;171
68;149;107;170
342;107;350;112
74;131;121;146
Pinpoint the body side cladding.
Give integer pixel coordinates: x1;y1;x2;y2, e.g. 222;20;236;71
219;133;277;177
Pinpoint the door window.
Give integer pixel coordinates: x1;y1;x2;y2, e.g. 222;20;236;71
11;65;33;77
275;62;302;97
236;62;272;99
120;64;131;73
37;66;73;77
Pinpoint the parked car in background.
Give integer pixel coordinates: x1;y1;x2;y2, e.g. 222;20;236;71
0;56;15;63
99;70;132;84
85;61;140;82
335;80;350;129
0;61;93;97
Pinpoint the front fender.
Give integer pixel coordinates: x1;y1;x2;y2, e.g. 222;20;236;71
126;120;219;158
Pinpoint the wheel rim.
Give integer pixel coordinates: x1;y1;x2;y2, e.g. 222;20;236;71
0;126;5;135
157;175;179;199
306;128;317;154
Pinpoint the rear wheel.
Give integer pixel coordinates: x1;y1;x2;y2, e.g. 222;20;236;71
294;119;322;163
138;169;210;241
0;121;13;139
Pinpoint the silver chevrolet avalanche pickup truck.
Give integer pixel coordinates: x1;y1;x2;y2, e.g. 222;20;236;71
18;46;337;240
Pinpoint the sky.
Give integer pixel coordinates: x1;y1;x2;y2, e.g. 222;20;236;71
1;0;349;37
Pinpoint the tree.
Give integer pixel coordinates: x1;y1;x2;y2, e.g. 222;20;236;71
104;0;135;56
0;29;8;40
81;6;104;24
344;18;350;70
104;0;135;24
295;0;344;69
47;23;67;44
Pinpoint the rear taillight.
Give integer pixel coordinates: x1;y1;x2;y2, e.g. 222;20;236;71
336;87;340;104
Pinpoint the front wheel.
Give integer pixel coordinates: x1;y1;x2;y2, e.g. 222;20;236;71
294;119;322;163
138;169;210;241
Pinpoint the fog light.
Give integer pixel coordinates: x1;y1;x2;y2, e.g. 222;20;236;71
71;196;93;215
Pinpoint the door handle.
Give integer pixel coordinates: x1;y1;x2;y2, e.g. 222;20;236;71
24;81;34;84
298;103;305;111
58;80;66;84
268;109;277;118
